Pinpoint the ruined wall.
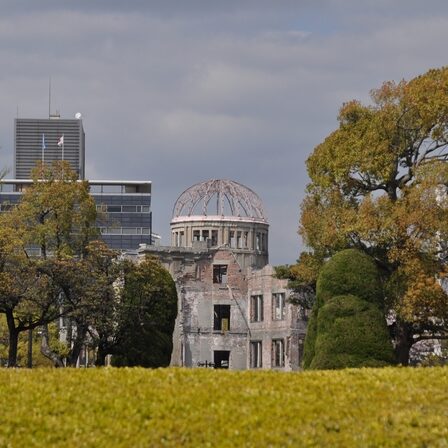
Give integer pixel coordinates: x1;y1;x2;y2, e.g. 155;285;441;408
247;265;307;371
139;246;307;371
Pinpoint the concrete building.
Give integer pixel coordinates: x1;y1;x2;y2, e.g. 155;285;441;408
15;116;85;179
139;179;307;370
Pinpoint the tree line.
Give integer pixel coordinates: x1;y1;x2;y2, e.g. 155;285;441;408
0;162;177;368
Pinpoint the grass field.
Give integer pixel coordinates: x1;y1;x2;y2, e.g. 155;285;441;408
0;367;447;447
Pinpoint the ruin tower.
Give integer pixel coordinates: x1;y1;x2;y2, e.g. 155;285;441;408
170;179;269;269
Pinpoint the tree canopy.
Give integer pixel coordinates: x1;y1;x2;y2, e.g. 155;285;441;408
112;256;178;368
0;162;100;366
298;66;448;364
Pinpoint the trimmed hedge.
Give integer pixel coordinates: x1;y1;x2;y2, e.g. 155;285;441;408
0;367;447;447
302;303;318;369
303;249;395;369
316;248;383;306
310;295;396;369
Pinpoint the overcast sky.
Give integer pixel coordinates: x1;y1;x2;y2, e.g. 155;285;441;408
1;1;448;264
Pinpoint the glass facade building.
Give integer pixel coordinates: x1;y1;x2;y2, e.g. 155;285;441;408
0;179;152;252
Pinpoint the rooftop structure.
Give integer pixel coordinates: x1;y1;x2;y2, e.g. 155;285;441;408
171;179;269;270
15;117;85;179
173;179;266;222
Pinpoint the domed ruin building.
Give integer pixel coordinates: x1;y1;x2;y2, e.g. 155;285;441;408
139;179;307;370
171;179;269;268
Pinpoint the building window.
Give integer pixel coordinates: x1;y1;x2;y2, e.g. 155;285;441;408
107;205;122;213
250;295;263;322
250;341;262;368
213;265;228;284
229;231;236;248
272;293;286;321
256;233;261;250
96;204;151;214
211;230;218;246
214;350;230;369
193;230;200;242
99;227;151;235
272;339;285;367
214;305;230;331
243;231;248;248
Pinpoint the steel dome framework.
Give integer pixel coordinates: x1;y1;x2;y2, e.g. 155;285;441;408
172;179;266;222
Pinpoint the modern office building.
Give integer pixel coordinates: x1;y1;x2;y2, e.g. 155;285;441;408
0;179;152;252
15;116;85;179
91;180;152;251
0;114;153;252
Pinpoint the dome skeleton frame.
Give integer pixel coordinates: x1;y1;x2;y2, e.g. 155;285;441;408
172;179;266;221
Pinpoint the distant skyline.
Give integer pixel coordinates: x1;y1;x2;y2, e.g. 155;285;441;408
1;1;448;264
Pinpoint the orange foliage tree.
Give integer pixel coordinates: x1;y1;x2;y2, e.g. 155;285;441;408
298;67;448;364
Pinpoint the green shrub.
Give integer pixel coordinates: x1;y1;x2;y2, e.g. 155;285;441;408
310;295;396;369
112;257;178;367
316;249;383;306
302;303;318;369
0;367;446;447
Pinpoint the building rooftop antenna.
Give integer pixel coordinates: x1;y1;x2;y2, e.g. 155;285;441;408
48;76;51;118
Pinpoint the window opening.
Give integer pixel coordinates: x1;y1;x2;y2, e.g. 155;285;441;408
214;350;230;369
211;230;218;246
250;295;263;322
272;339;285;367
272;293;286;321
250;341;262;368
214;305;230;331
213;265;228;284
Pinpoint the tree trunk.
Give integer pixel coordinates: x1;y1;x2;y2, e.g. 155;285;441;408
40;324;64;367
394;321;413;365
67;323;87;367
6;310;19;368
96;338;110;366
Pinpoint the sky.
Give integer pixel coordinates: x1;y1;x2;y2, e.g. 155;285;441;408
1;1;448;265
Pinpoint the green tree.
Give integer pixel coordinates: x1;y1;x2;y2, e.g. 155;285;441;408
112;256;178;368
0;161;99;367
311;295;396;369
298;66;448;364
303;249;395;369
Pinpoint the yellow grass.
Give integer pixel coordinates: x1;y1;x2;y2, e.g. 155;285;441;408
0;367;447;447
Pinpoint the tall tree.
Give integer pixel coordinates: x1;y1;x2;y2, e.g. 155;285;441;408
299;66;448;364
0;161;98;366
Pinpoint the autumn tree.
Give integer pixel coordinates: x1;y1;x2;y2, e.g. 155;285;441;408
299;66;448;364
0;161;99;366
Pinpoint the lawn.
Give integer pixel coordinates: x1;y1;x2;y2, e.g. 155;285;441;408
0;367;447;447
